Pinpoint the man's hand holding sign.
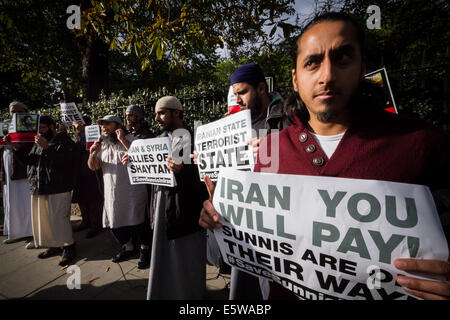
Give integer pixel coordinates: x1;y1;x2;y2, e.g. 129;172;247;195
167;156;183;174
394;259;450;300
35;132;49;150
201;176;222;230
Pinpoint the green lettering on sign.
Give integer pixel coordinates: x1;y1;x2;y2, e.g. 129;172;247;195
368;231;404;264
318;190;347;218
245;183;266;206
256;210;274;235
268;185;290;210
219;202;243;226
385;196;418;228
226;179;244;202
276;215;296;240
312;221;340;247
337;227;370;259
347;193;381;222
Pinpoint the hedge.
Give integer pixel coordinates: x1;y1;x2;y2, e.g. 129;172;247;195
2;82;228;135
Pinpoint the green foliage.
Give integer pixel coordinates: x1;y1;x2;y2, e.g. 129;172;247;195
85;84;227;134
1;81;227;135
211;50;295;98
2;0;448;133
79;0;296;71
0;0;83;109
340;0;450;131
213;60;247;89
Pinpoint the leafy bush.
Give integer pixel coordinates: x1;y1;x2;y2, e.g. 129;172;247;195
1;82;228;135
79;83;227;134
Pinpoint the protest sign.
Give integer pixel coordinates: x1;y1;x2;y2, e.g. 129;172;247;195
365;68;398;114
195;109;253;181
85;125;101;151
227;86;241;114
8;113;39;142
213;168;449;300
127;137;175;187
0;121;10;145
60;102;85;127
265;76;274;93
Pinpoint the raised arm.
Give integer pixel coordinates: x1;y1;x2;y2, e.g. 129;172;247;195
88;141;101;171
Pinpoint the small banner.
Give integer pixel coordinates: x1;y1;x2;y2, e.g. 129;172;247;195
365;67;398;114
8;113;39;142
0;120;10;145
195;109;253;181
127;137;175;187
85;125;101;151
60;102;85;127
265;76;274;93
227;85;241;114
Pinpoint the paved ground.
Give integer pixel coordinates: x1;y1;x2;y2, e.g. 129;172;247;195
0;214;230;300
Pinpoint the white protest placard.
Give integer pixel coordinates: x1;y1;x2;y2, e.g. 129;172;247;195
0;120;10;145
60;102;85;127
195;109;253;181
213;168;449;300
8;113;40;142
127;137;175;187
227;85;241;114
365;67;398;114
265;76;274;93
85;125;101;151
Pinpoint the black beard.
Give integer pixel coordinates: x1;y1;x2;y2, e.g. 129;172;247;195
316;111;337;123
250;94;263;118
102;132;118;145
126;122;139;132
43;131;54;141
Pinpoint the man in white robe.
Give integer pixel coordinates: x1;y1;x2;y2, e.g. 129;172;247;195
88;115;147;263
2;101;33;246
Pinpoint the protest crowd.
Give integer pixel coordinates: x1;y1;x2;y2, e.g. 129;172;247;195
1;12;450;301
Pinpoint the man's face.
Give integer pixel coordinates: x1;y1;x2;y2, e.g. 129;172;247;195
39;123;54;140
155;109;174;132
24;117;32;125
39;123;49;135
126;112;139;127
292;21;365;123
100;121;118;136
232;82;263;112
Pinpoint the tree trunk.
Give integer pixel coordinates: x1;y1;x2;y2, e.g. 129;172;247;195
421;47;426;89
80;29;109;102
443;45;449;131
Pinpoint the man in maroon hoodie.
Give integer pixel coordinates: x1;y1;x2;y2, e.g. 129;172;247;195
199;12;450;300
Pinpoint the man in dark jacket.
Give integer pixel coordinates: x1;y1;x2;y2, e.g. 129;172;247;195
19;115;77;266
71;116;104;239
125;104;155;269
125;104;154;139
217;63;294;299
145;96;210;299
